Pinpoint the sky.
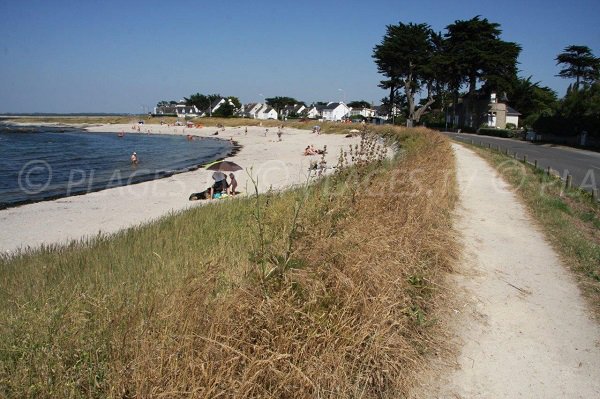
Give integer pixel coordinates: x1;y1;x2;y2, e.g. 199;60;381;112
0;0;599;114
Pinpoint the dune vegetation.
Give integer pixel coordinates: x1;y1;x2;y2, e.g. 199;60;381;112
0;127;457;398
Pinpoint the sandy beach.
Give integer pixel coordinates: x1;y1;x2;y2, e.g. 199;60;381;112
0;123;361;254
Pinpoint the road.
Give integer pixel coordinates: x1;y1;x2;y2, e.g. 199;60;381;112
443;132;600;191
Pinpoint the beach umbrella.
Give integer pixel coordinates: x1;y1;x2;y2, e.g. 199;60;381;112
205;160;243;172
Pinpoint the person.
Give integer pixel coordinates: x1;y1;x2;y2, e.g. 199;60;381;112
130;152;138;164
244;127;248;135
209;171;228;199
227;173;238;196
277;131;282;141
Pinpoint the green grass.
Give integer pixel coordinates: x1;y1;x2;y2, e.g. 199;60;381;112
466;143;600;310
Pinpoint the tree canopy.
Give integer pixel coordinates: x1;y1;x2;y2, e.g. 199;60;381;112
373;22;438;126
184;93;222;111
373;16;520;127
444;16;521;96
555;45;600;88
265;96;299;111
507;76;557;127
348;100;372;108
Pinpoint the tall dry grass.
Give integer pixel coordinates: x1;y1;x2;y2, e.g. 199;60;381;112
0;127;457;398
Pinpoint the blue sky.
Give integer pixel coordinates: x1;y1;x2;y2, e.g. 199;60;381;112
0;0;599;113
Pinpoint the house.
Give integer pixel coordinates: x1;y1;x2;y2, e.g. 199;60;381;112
304;105;322;119
202;98;227;117
256;104;278;120
238;103;263;118
487;93;521;129
349;107;376;118
153;104;177;116
447;93;521;129
175;103;200;117
238;103;278;119
322;102;350;121
506;106;521;127
373;105;390;120
153;101;200;117
281;104;306;118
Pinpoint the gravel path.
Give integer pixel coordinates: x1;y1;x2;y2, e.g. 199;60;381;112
422;144;600;398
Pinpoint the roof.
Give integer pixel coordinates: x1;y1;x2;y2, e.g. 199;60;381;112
210;98;225;108
506;106;521;116
323;102;348;111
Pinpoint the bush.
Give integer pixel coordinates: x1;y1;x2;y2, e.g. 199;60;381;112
505;123;517;130
478;128;512;138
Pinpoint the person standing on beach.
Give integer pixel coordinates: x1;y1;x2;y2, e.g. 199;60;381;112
228;173;238;196
130;152;138;165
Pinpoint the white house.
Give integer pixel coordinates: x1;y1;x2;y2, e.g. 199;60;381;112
153;101;200;117
304;106;322;119
282;104;306;118
506;106;521;127
256;104;278;120
349;107;376;118
322;102;350;121
240;103;263;118
175;103;200;117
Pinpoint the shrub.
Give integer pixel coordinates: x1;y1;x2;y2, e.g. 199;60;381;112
478;127;512;138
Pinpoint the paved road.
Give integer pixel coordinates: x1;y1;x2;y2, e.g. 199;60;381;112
443;132;600;191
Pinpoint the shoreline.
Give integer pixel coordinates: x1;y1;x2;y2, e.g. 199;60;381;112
0;123;360;254
0;125;242;210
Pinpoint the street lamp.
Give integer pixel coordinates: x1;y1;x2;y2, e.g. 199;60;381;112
338;88;345;104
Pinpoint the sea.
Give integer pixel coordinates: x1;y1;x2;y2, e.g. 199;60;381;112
0;125;233;209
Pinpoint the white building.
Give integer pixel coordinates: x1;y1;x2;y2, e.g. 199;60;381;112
321;102;350;121
349;107;376;118
256;104;278;120
304;106;322;119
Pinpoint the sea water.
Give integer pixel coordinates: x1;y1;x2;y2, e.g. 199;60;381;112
0;125;233;208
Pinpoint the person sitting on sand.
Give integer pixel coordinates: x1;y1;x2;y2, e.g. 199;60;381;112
209;171;229;199
304;146;316;156
130;152;138;164
227;173;238;196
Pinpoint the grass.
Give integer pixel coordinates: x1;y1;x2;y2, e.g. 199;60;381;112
466;143;600;316
0;127;457;398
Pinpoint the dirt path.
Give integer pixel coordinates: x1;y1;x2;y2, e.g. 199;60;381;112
422;144;600;398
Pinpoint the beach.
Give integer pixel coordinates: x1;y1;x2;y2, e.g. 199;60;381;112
0;123;361;254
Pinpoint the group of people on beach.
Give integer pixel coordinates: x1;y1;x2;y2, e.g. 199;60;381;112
304;144;324;156
210;171;237;198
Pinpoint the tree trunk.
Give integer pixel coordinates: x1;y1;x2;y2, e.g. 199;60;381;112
412;81;436;123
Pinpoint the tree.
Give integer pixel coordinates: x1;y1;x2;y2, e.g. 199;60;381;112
185;93;222;111
444;16;521;127
227;96;241;109
555;45;600;88
212;102;234;117
507;76;557;127
348;100;371;109
534;82;600;137
373;22;439;126
156;100;171;107
265;96;299;118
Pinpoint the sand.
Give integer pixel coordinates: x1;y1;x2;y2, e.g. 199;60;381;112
416;144;600;397
0;123;361;254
